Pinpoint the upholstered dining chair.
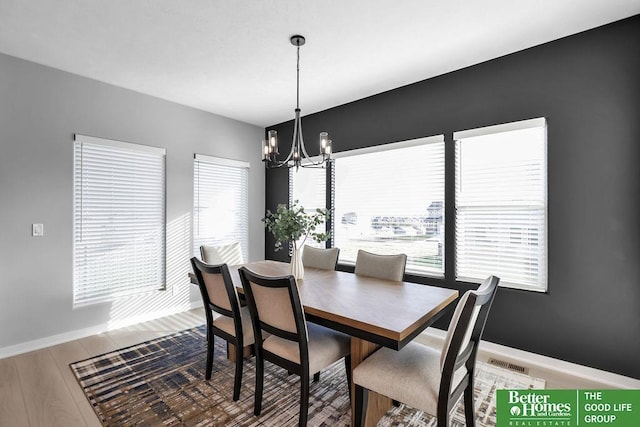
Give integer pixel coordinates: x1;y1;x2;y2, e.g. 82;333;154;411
301;245;340;270
352;275;500;427
200;241;244;266
190;257;254;401
354;249;407;281
238;266;351;427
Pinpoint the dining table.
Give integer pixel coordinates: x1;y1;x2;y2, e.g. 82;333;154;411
191;260;458;426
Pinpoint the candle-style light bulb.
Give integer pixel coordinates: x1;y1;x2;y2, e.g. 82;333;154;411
268;130;278;154
319;132;329;154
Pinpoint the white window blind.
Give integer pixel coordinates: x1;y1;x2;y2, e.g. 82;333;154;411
333;136;445;276
289;166;327;249
73;134;166;306
455;118;547;292
193;154;249;261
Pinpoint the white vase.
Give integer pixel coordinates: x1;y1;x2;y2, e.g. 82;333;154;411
290;243;304;280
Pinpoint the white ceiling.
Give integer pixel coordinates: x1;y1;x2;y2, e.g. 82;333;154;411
1;1;639;127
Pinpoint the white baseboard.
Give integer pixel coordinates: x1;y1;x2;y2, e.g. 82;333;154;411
0;301;203;360
417;328;640;389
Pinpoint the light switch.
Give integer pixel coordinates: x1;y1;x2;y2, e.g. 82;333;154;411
32;223;44;237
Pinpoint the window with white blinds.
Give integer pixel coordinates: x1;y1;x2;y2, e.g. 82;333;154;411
333;136;445;276
193;154;249;261
73;134;166;306
289;166;328;249
455;118;547;291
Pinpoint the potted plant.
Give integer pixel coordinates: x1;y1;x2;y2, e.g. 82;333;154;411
262;201;330;279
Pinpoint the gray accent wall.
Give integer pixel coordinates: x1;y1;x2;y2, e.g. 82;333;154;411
0;52;264;351
266;15;640;379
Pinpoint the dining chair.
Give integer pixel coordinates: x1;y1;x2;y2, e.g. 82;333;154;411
190;257;254;401
200;241;244;265
238;266;351;427
301;245;340;270
354;249;407;281
352;275;500;427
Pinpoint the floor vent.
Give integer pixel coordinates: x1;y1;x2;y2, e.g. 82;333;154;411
487;358;529;374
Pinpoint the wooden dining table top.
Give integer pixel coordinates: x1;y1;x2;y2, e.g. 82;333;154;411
224;260;459;351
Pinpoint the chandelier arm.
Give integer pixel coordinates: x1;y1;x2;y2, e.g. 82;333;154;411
299;128;327;167
298;113;310;159
292;109;301;165
296;115;325;167
265;160;290;169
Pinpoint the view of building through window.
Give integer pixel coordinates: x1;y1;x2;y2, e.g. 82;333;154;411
283;120;548;290
332;136;445;277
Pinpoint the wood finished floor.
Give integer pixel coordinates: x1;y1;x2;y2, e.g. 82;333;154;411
0;308;205;427
0;307;608;427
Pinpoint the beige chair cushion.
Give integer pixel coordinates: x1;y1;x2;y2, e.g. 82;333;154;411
212;306;255;345
200;242;244;265
301;246;339;270
263;322;350;374
354;250;407;281
353;342;466;416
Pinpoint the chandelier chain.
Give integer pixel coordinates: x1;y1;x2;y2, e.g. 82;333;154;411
296;43;300;110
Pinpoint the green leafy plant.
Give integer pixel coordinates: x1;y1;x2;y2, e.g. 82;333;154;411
262;201;330;251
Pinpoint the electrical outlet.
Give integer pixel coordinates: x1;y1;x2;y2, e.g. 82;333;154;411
32;223;44;237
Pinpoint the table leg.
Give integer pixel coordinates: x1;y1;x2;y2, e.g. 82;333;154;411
350;337;392;427
227;343;253;361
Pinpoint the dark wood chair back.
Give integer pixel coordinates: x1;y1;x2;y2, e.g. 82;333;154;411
438;275;500;425
238;266;309;375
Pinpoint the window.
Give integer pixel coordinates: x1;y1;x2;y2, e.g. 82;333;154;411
73;134;166;306
289;166;327;249
455;118;547;291
333;136;445;276
193;154;249;261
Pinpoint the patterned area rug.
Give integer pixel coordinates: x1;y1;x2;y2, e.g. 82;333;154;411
70;326;544;426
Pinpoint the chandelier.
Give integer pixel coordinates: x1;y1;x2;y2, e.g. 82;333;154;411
262;35;332;170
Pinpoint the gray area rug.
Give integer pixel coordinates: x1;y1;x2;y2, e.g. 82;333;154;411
70;325;544;426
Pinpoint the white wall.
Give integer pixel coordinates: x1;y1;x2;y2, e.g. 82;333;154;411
0;52;265;353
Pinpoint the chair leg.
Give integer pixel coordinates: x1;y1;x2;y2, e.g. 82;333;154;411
313;372;320;382
344;355;352;402
437;412;449;427
437;399;449;427
464;379;476;426
205;330;214;380
254;353;264;416
232;340;243;401
354;384;368;427
299;373;310;427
